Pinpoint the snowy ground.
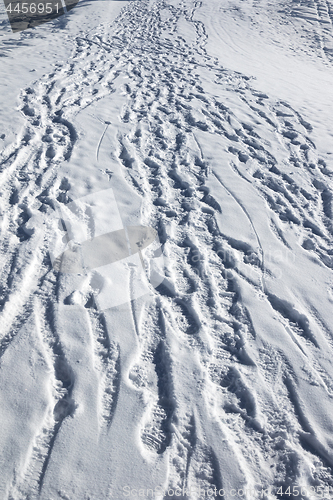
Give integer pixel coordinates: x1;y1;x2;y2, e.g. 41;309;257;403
0;0;333;498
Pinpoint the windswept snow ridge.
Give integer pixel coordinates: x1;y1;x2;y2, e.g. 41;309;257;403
0;0;333;499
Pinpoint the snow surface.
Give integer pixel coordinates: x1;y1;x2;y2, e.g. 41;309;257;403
0;0;333;498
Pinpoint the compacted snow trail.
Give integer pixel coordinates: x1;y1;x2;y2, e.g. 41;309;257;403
0;0;333;498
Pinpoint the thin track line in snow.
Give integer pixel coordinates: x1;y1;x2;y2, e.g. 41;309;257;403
193;131;265;290
211;169;313;361
211;168;266;292
89;113;112;162
129;265;140;338
96;124;109;162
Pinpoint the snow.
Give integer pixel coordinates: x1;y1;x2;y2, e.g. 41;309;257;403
0;0;333;498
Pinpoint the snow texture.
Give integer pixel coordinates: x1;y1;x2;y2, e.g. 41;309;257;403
0;0;333;498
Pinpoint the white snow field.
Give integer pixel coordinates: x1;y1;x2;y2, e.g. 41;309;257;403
0;0;333;498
